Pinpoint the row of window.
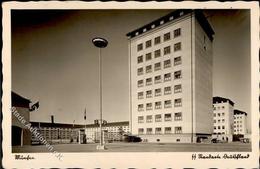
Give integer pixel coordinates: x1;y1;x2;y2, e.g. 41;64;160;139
234;125;243;128
213;132;226;135
213;105;225;110
137;99;182;111
137;46;182;64
213;119;225;123
137;85;182;99
137;71;182;87
138;113;182;123
234;116;243;119
234;129;243;132
234;121;243;124
137;57;181;75
138;126;182;135
214;126;225;130
213;112;225;117
137;28;181;51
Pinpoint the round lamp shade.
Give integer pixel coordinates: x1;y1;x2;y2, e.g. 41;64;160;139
92;37;108;48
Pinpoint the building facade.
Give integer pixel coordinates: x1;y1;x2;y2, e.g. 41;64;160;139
127;10;214;143
233;109;247;135
85;121;129;143
212;96;234;142
12;92;32;146
30;121;129;144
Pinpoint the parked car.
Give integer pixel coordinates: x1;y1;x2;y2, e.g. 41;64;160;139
124;135;142;142
240;138;250;143
211;138;219;143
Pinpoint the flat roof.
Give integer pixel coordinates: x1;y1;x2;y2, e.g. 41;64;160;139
126;9;214;41
234;109;247;116
12;91;31;108
213;96;235;106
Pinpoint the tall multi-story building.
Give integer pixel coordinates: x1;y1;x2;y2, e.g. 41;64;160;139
212;96;234;142
233;109;247;135
127;9;214;143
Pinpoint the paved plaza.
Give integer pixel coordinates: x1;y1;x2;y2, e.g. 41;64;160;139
12;142;251;153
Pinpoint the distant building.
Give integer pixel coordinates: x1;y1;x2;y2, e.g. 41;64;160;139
12;92;31;146
212;96;234;142
127;9;214;143
233;109;247;135
30;121;129;144
85;121;129;143
30;122;83;144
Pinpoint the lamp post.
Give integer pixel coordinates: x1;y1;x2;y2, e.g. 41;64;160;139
92;37;108;150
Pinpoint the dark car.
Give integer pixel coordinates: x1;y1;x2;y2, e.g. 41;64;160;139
124;135;142;142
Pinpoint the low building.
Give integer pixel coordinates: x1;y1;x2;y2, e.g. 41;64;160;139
85;121;129;143
30;122;84;144
30;121;129;144
12;92;32;146
212;96;234;142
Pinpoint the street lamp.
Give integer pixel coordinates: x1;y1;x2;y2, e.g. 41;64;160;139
92;37;108;150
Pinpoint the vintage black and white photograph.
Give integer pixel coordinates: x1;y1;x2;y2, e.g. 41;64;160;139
2;1;259;168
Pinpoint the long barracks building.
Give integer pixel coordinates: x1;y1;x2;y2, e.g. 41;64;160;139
127;9;214;143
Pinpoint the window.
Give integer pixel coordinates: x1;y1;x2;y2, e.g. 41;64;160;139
174;71;182;79
138;116;144;123
164;59;171;68
138;104;144;111
164;100;172;108
146;78;152;86
222;119;225;122
222;126;225;129
164;73;171;82
146;40;152;48
146;90;152;98
137;55;143;64
146;53;152;61
155;114;162;122
174;42;181;51
222;112;225;116
213;126;216;130
164;46;171;55
154;62;161;71
154;75;161;84
164;113;172;121
164;32;171;41
154;36;161;45
174;112;182;121
137;80;143;87
146;65;152;73
174;98;182;107
174;28;181;38
146;128;153;134
137;43;143;51
218;113;221;117
155;101;162;109
218;126;221;129
138;92;143;99
175;127;182;134
174;84;182;93
138;128;144;135
137;67;143;76
155;88;162;97
174;56;182;65
154;49;161;58
165;127;172;134
155;127;162;134
146;115;152;123
164;86;171;95
146;103;152;111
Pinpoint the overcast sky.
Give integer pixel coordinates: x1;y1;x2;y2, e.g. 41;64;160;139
11;9;250;129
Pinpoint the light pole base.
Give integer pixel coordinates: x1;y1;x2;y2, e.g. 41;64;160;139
96;145;106;150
